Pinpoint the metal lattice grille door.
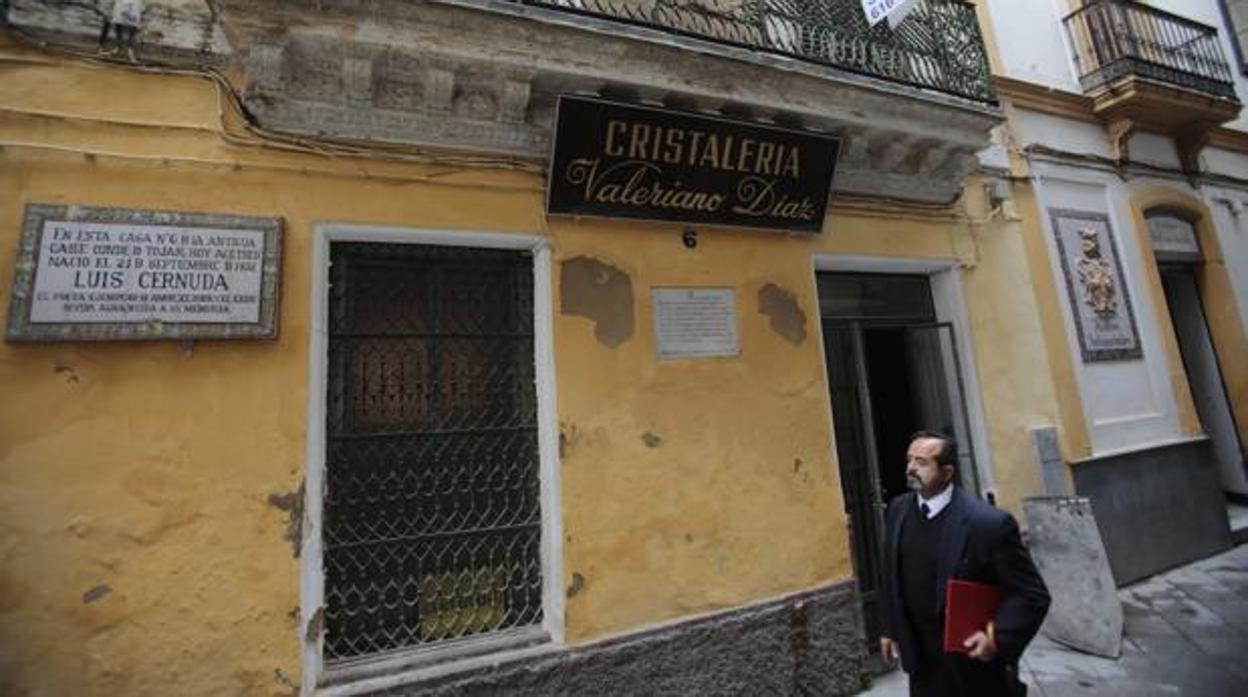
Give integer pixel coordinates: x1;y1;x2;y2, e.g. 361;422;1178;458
323;242;542;662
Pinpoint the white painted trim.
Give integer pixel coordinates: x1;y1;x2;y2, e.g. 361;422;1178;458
301;224;561;696
302;224;331;697
533;242;567;645
930;268;997;494
808;253;997;493
1070;434;1210;465
312;222;548;250
1029;165;1186;453
1091;411;1165;428
318;642;561;697
813;254;955;275
320;627;551;694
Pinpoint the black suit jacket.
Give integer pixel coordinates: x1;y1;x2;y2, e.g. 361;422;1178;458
880;488;1050;677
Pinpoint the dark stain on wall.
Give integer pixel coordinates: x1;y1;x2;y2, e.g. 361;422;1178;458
305;606;325;643
758;283;807;346
267;481;305;558
560;257;635;348
53;364;79;384
82;584;111;604
567;572;585;598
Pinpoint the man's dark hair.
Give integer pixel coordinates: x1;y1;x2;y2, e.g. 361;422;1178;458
911;430;958;469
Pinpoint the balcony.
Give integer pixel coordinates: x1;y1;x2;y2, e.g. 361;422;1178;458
510;0;996;103
197;0;1008;204
1063;0;1242;167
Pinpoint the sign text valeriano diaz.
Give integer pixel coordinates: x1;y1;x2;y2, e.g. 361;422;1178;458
548;96;839;233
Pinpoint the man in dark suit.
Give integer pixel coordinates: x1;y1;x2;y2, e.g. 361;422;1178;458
879;432;1050;697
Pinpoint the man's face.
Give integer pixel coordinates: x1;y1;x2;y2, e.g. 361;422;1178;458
906;437;953;499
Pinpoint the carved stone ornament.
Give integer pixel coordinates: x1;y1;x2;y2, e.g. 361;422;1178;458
1075;228;1119;318
210;0;1000;204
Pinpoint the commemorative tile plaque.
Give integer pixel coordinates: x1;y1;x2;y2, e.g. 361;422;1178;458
1049;208;1142;362
548;96;839;233
5;204;282;342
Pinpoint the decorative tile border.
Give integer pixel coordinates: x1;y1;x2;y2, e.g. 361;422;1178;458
5;204;282;342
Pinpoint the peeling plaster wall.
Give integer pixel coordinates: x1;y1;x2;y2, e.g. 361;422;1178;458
0;37;1061;695
0;41;542;696
552;219;853;642
954;180;1060;513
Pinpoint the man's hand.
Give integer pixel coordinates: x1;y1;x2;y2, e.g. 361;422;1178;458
963;628;997;662
879;636;900;665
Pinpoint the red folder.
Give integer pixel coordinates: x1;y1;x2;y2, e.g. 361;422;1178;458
943;579;1003;653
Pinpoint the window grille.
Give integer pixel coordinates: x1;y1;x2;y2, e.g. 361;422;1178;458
323;242;543;661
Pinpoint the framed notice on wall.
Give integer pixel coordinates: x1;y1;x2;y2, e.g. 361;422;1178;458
651;287;740;359
5;204;282;342
1049;208;1142;362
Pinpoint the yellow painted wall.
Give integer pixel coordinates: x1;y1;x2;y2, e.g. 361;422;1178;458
0;44;544;697
0;38;1061;694
555;219;851;639
955;183;1062;513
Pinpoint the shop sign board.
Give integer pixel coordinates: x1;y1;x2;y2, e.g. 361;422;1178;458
1049;208;1142;362
548;96;839;233
651;287;740;359
6;204;282;342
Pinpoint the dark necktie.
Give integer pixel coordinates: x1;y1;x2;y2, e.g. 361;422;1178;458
920;502;931;519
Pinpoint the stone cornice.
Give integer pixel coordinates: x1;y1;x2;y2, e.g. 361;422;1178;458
993;76;1096;123
216;0;1003;204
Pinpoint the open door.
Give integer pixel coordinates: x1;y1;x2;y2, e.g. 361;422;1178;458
822;317;980;660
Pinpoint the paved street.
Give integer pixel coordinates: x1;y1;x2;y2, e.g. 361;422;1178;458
858;541;1248;697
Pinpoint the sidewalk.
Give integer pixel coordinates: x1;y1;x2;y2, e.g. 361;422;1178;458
857;542;1248;696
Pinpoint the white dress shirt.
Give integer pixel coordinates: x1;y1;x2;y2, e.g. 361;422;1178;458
917;482;954;519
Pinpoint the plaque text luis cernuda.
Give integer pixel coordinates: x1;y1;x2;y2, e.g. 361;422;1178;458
32;221;265;324
548;97;838;232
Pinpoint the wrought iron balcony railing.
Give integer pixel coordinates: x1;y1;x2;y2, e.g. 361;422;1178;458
1064;0;1238;100
508;0;996;103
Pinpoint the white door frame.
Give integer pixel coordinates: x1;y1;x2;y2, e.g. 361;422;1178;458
302;224;564;695
809;254;997;497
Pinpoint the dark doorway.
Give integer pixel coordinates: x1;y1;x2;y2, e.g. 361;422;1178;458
817;272;980;665
1159;265;1248;496
864;327;920;504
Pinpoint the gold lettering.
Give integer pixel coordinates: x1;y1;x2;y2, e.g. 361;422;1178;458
782;147;800;179
737;139;756;174
757;142;776;175
629;123;651;160
663;128;684;164
687;131;705;166
700;134;721;169
605;120;627;156
722;136;736;171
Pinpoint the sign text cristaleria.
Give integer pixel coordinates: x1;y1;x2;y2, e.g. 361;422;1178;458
547;97;839;233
